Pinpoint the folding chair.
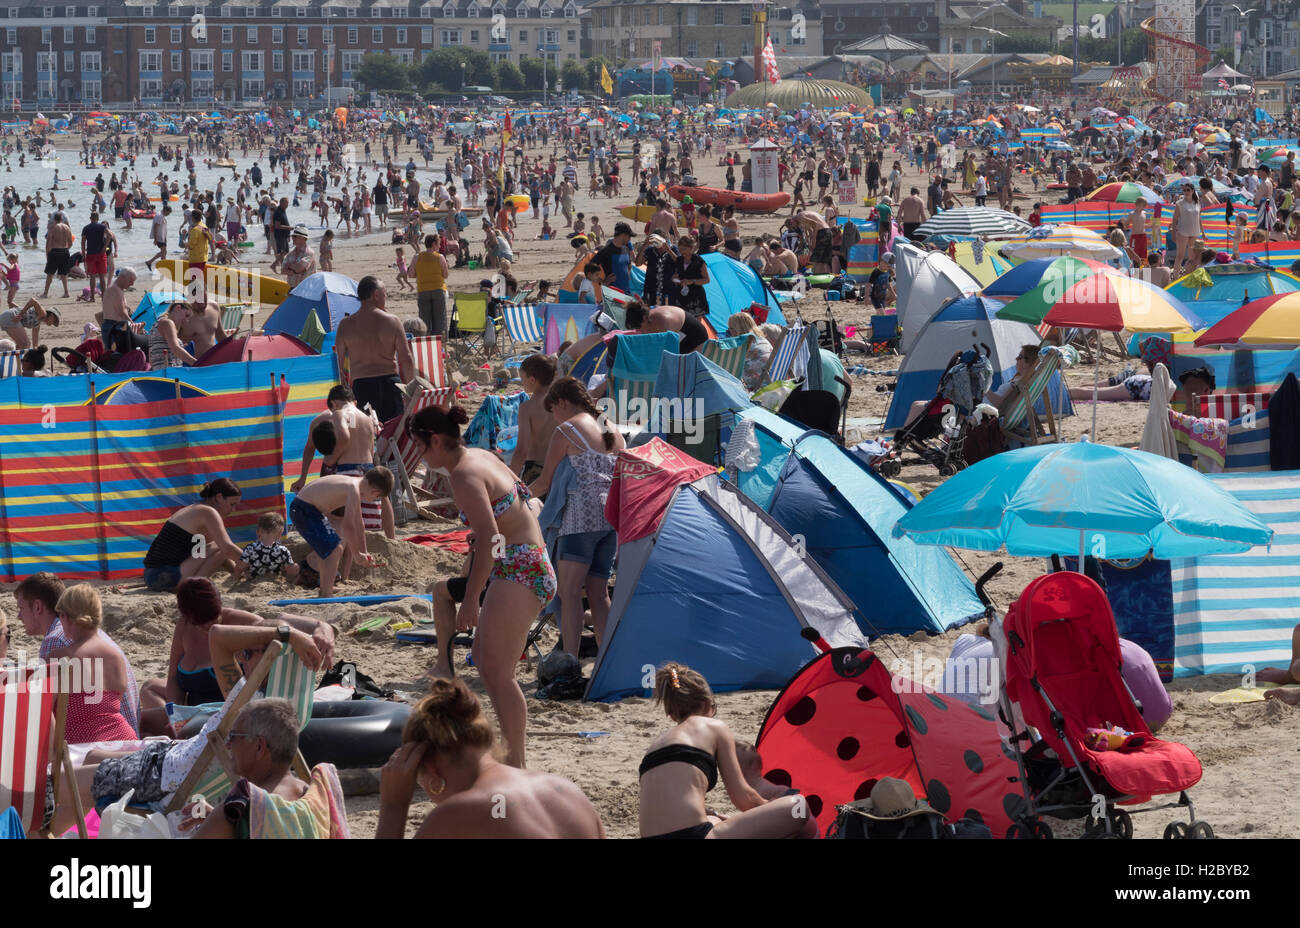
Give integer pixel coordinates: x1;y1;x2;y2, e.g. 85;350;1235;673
0;349;24;379
376;386;455;521
300;310;327;353
0;677;87;838
409;335;448;388
698;334;752;382
1001;348;1062;447
450;292;493;360
501;301;544;355
164;641;316;815
867;314;900;355
764;322;811;385
220;303;248;334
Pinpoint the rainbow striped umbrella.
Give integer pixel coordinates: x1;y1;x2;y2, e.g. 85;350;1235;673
998;224;1122;263
990;257;1116;320
1193;292;1300;347
1085;181;1163;204
1040;273;1201;333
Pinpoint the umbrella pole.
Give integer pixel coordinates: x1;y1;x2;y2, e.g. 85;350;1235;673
1079;528;1086;574
1091;347;1100;441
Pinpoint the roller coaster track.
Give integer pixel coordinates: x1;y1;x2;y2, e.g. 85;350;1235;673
1139;16;1213;102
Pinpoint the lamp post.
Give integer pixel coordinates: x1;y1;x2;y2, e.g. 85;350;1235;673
971;26;1007;100
460;59;465;92
1229;5;1260;73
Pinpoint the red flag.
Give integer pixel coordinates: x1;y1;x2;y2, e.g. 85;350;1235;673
762;34;781;85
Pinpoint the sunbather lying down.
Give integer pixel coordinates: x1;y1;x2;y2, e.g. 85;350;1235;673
1258;622;1300;706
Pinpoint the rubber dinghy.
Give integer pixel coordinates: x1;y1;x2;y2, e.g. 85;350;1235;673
666;185;791;213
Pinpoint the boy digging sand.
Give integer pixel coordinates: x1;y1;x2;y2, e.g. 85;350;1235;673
289;468;394;597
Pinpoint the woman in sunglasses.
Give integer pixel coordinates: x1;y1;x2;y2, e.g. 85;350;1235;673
409;403;554;770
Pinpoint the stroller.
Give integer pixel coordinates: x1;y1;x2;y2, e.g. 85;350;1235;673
993;572;1209;839
884;348;992;478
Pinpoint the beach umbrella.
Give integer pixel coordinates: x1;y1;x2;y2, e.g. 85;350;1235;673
983;255;1114;302
1193;291;1300;348
912;207;1029;239
998;224;1122;263
1084;181;1163;204
893;443;1273;564
1090;107;1117;118
1163;174;1236;198
1036;273;1200;334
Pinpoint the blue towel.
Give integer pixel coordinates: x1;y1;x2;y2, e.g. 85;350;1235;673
611;332;680;383
0;806;24;839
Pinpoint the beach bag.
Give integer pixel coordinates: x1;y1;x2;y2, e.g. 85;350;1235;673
753;379;797;411
962;415;1007;465
100;790;174;840
828;800;992;839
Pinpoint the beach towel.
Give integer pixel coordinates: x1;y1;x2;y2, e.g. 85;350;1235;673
1169;410;1228;471
0;807;23;839
247;764;350;839
464;392;526;451
405;530;472;554
1269;373;1300;471
1140;363;1179;461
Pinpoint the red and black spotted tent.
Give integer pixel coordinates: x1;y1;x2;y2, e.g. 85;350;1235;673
756;647;1027;838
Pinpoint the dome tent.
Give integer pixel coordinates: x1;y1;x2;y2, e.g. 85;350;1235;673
725;79;872;112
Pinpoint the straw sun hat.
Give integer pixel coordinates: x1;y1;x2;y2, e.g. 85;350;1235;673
858;777;943;820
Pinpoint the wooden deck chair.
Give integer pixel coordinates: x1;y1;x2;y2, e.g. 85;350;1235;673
0;678;87;838
608;332;678;425
376;386;455;521
409;335;448;388
1001;348;1062;447
501;301;544;354
163;642;316;815
1200;392;1271;420
0;349;23;379
699;334;752;381
300;310;327;353
220;303;250;334
764;322;811;385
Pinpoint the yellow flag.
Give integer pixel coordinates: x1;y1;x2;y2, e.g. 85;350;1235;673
600;64;614;96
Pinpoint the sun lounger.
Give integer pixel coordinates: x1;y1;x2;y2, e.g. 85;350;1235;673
1200;392;1271;421
0;676;87;838
1001;347;1062;447
608;332;679;425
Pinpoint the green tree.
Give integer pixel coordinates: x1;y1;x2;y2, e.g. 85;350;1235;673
561;58;587;93
495;59;525;90
520;55;547;89
417;48;495;92
584;56;615;92
995;31;1054;54
355;53;410;92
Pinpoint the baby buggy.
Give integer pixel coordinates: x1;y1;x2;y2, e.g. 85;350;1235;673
883;349;992;477
993;572;1209;839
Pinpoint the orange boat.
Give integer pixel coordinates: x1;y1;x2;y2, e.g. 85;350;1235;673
666;185;790;213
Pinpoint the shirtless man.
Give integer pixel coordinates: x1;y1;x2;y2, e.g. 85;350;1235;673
179;297;226;359
100;266;136;354
291;384;396;538
288;469;392;597
648;198;679;242
509;354;558;487
333;275;415;424
898;187;928;241
624;298;708;354
766;240;799;275
42;212;74;298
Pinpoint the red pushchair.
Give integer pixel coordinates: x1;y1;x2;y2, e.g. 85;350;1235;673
995;572;1210;839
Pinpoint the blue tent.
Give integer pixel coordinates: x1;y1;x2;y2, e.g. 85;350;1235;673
734;407;985;636
629;252;785;334
131;289;187;331
652;350;752;416
262;272;359;346
91;377;209;405
1256;107;1275;124
586;472;865;701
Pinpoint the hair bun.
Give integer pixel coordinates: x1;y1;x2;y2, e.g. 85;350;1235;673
447;405;470;426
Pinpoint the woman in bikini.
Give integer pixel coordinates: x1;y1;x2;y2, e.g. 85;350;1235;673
141;477;246;593
638;663;815;839
411;404;556;768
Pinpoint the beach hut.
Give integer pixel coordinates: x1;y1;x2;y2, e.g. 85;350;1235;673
883;294;1074;431
732;407;984;635
586;440;865;702
892;242;979;353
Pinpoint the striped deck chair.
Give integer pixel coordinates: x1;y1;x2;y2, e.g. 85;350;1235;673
1223;408;1271;472
409;336;448;388
1201;392;1272;420
377;386;455;519
764;322;811;385
699;334;752;382
0;680;87;838
164;642;316;815
501;301;544;353
609;332;679;424
1001;348;1062;447
0;349;23;379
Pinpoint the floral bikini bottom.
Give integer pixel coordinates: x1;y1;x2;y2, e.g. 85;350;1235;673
490;543;558;608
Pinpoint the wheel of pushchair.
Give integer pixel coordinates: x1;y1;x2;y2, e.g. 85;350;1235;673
938;463;957;477
1188;821;1215;839
1085;809;1133;839
1006;817;1053;839
1163;821;1190;840
882;460;902;478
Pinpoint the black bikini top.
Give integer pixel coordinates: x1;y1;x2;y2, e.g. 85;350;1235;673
639;744;719;792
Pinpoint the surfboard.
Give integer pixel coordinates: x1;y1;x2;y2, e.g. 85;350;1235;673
155;258;289;306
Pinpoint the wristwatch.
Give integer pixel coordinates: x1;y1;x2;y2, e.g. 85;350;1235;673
277;624;291;644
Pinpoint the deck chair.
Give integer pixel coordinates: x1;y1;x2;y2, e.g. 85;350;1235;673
501;301;544;354
1200;392;1271;420
220;303;250;334
409;335;448;388
300;310;327;353
0;349;23;379
698;334;751;382
450;292;494;359
376;386;456;521
764;322;812;385
608;332;679;425
0;679;87;838
1001;348;1062;447
163;641;316;815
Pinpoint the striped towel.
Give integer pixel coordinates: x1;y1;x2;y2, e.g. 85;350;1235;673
1201;392;1270;420
247;764;350;839
1169;410;1228;470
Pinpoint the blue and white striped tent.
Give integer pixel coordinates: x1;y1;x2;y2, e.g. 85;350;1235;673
1170;471;1300;677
